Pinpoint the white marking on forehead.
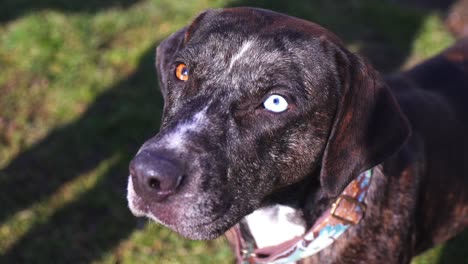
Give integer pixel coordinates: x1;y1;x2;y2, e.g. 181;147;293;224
228;40;254;71
163;106;208;151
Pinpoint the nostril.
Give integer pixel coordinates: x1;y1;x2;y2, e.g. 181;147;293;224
130;150;185;201
148;177;161;190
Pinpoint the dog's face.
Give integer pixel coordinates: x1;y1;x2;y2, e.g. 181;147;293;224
127;8;410;240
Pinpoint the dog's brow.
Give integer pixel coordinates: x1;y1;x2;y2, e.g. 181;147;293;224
228;40;254;71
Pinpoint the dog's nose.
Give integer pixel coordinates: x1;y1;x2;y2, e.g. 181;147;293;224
129;150;184;202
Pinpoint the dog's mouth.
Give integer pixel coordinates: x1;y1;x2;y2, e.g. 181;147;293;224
127;176;237;239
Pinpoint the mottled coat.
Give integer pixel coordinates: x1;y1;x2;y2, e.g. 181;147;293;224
127;8;468;264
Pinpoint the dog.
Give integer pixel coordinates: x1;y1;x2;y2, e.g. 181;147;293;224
126;7;468;264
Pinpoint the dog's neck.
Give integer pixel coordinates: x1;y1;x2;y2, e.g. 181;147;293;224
230;168;374;264
243;171;331;248
244;204;307;248
243;196;334;249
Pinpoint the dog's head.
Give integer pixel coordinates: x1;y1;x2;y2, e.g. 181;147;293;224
127;7;410;240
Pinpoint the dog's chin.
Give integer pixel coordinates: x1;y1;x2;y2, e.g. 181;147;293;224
131;202;236;240
168;216;235;240
127;177;241;240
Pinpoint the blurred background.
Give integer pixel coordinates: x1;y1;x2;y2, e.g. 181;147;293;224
0;0;467;263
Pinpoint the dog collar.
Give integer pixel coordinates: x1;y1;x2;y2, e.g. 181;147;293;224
225;168;373;264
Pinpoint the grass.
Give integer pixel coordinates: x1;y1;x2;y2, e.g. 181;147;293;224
0;0;465;263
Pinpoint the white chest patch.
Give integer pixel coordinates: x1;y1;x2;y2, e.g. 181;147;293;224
244;205;306;248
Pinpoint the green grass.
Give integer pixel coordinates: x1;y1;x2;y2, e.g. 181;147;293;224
0;0;465;263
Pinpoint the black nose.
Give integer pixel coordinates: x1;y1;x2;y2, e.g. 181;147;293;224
129;150;184;202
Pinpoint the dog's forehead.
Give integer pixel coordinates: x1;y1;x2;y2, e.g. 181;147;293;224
186;7;342;48
178;8;341;93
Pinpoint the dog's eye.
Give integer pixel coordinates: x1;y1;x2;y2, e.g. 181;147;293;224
263;94;288;113
175;63;189;81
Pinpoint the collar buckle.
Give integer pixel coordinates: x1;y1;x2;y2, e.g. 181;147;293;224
330;194;367;225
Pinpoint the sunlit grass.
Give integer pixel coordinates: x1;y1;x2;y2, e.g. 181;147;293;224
405;13;455;68
95;223;233;264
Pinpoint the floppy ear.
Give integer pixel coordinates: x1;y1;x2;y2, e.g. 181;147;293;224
320;51;411;197
155;10;210;97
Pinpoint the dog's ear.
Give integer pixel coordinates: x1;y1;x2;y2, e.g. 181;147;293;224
320;51;411;197
155;10;210;97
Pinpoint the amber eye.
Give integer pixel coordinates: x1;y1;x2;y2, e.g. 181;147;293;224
175;63;189;81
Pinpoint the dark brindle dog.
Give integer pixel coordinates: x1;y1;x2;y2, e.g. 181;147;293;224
127;7;468;264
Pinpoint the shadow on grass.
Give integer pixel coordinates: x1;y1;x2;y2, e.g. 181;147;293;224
0;0;466;263
0;0;142;22
0;45;163;263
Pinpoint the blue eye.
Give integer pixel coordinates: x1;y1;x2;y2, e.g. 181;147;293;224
263;94;288;113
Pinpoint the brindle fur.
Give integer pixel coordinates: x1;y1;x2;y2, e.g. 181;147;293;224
127;7;468;264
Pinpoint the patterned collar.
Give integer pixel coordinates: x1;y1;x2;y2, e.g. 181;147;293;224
225;168;374;264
